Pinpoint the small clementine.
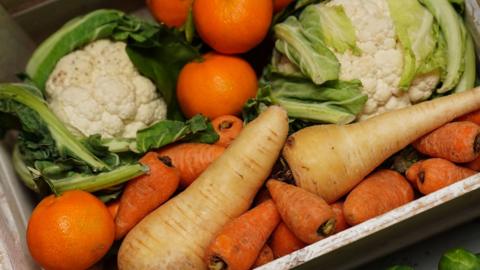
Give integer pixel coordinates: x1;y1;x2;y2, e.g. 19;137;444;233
147;0;193;28
27;190;115;270
177;53;258;119
193;0;273;54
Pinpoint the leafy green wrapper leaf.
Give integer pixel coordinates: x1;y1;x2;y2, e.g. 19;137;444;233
244;70;367;126
136;115;219;153
300;4;360;55
274;16;340;85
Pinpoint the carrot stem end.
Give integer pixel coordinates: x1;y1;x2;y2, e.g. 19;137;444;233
317;218;336;236
209;256;227;270
474;134;480;154
219;120;233;130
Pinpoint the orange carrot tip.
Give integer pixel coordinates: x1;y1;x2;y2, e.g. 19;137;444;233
413;121;480;163
405;161;424;190
212;115;244;147
344;170;414;226
266;179;335;244
270;222;306;259
466;155;480;171
414;158;476;195
106;199;120;219
252;245;274;268
114;152;180;239
205;200;280;270
330;202;349;234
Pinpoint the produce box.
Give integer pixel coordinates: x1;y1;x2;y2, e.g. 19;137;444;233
2;0;480;269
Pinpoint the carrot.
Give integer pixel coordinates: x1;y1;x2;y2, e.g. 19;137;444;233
205;200;280;270
331;202;348;233
252;245;274;268
343;170;414;226
106;199;120;219
267;179;335;244
118;106;289;270
114;152;180;239
457;109;480;125
283;88;480;203
157;143;225;188
405;161;423;189
466;155;480;171
410;158;476;195
212;115;244;147
412;121;480;163
270;222;306;259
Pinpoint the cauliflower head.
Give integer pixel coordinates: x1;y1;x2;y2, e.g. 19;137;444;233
46;39;167;138
327;0;440;120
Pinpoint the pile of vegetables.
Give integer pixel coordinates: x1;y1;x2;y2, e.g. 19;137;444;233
245;0;476;126
1;0;480;269
1;10;219;199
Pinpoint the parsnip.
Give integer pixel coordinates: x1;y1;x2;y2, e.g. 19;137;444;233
117;106;289;270
283;88;480;203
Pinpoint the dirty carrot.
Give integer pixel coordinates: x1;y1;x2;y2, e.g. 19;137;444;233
413;121;480;163
270;222;306;259
344;170;414;226
267;179;336;244
106;199;120;219
115;152;180;239
252;245;274;268
331;202;349;233
457;109;480;125
212;115;244;147
411;158;476;195
157;143;225;188
205;200;280;270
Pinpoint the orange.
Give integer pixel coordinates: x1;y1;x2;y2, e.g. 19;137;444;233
27;190;115;270
147;0;193;27
177;53;258;119
193;0;273;54
274;0;295;13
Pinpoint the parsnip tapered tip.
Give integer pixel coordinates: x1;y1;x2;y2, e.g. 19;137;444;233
264;105;288;119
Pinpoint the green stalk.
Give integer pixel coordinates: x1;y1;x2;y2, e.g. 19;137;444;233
454;24;476;93
49;163;147;194
0;84;108;171
420;0;465;93
12;144;40;193
276;98;356;124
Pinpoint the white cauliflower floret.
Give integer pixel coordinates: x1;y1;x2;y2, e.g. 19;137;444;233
46;39;167;138
327;0;440;120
